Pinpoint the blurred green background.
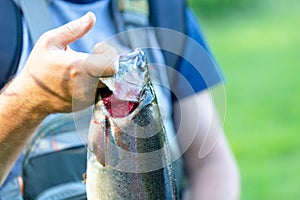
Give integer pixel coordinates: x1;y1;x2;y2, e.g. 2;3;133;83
188;0;300;199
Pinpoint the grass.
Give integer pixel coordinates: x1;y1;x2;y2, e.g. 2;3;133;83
189;1;300;199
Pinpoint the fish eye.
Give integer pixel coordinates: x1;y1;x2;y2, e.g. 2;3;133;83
136;56;147;71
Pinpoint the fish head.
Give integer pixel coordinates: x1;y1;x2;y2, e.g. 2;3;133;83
96;49;150;118
100;48;148;103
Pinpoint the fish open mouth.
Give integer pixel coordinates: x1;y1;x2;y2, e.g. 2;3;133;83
98;87;139;118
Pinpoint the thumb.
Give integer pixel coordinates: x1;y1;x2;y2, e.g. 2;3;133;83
43;12;96;49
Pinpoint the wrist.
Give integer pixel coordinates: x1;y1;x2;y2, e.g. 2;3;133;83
1;75;50;126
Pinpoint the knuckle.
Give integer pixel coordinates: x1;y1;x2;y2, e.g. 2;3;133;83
93;43;104;54
70;68;79;78
105;44;118;56
37;31;53;47
68;58;82;71
93;42;109;54
93;42;118;58
64;22;77;38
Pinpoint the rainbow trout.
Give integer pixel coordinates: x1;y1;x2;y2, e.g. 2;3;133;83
86;49;178;199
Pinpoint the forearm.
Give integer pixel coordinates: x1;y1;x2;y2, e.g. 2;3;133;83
0;77;48;185
174;90;240;199
183;137;240;200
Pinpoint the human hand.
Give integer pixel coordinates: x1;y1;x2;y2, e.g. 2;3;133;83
11;12;118;114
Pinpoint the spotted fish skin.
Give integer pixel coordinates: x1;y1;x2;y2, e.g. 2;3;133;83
86;49;178;200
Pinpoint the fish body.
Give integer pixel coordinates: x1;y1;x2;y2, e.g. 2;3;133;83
86;49;178;199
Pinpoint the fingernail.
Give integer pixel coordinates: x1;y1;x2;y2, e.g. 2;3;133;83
81;13;90;24
81;12;95;24
112;60;119;73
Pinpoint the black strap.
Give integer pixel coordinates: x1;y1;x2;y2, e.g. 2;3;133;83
149;0;186;33
149;0;187;69
0;0;23;90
